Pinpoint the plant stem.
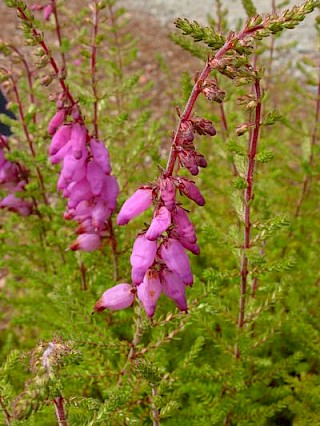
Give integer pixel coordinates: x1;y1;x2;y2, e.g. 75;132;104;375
91;0;99;138
0;396;11;426
235;77;262;359
10;46;36;124
16;6;76;108
53;396;68;426
51;0;67;71
151;386;160;426
11;79;49;206
164;25;264;178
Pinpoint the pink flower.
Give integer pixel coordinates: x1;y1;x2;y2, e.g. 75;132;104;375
70;123;87;159
87;161;105;196
145;206;171;241
43;4;53;21
172;206;197;244
160;177;175;211
130;234;157;285
69;233;101;252
117;188;153;226
161;269;188;312
90;139;111;174
137;270;162;317
160;238;193;286
48;109;66;135
94;283;135;312
49;125;72;156
0;194;32;216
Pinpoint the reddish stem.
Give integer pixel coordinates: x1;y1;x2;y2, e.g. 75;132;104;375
53;397;68;426
51;0;67;71
17;7;75;108
235;78;262;358
165;25;264;177
91;0;99;138
10;46;36;124
11;80;49;206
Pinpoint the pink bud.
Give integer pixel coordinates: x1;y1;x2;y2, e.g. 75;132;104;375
49;125;72;156
161;269;188;312
43;4;53;21
172;206;196;244
191;117;216;136
145;206;171;241
130;234;157;285
48;109;66;135
94;283;135;312
160;238;193;286
87;161;105;196
178;150;199;176
0;194;32;216
178;178;205;206
75;219;95;234
195;153;207;168
137;270;162;317
70;123;87;159
179;121;194;144
117;188;153;226
69;233;101;252
90;139;111;174
160;177;175;211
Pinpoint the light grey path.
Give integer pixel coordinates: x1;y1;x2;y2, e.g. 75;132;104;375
120;0;318;54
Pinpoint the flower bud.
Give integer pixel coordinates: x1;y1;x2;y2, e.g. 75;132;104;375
161;269;188;312
178;150;199;176
137;270;162;317
117;188;153;226
145;206;171;241
160;238;193;286
130;234;157;285
94;283;135;312
191;117;216;136
195;153;207;168
177;178;205;206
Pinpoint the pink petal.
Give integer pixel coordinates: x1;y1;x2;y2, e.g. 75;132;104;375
137;270;162;317
117;188;153;226
94;283;135;312
145;206;171;241
130;234;157;285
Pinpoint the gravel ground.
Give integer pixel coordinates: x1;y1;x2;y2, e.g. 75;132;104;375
119;0;318;54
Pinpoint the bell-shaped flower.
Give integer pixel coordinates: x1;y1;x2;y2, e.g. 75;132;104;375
130;234;157;285
94;283;135;312
49;125;72;156
160;177;175;211
117;187;153;226
137;270;162;317
160;238;193;286
161;269;188;312
172;206;197;244
70;123;87;159
69;232;101;251
90;139;111;174
179;238;200;255
48;109;66;135
145;206;171;241
100;175;119;212
87;160;105;196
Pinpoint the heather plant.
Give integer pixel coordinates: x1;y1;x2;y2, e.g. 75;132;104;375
0;0;320;425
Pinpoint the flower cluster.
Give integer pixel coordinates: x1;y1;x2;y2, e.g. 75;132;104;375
48;103;119;251
95;112;216;317
0;135;32;216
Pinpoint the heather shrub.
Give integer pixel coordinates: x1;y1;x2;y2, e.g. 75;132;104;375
0;0;320;425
